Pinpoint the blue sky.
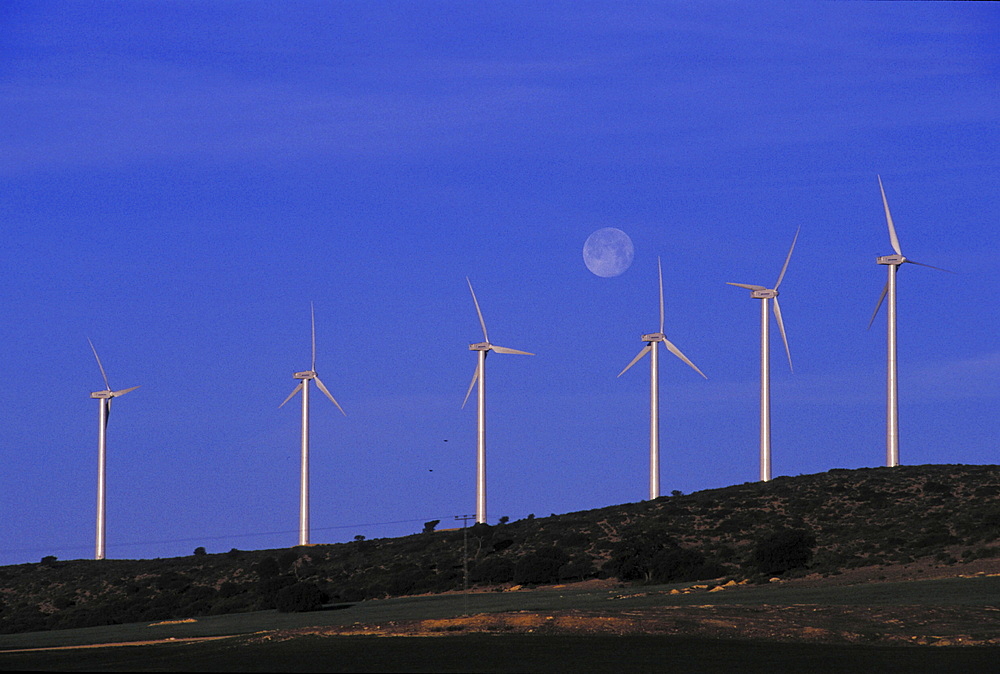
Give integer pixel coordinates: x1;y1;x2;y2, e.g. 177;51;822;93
1;2;997;565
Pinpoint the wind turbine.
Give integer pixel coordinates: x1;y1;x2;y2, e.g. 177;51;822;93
618;258;707;500
280;303;346;546
868;175;952;468
87;339;139;561
727;227;799;482
462;278;533;524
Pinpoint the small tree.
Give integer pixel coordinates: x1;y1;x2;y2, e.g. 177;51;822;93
422;519;440;534
193;546;207;556
751;528;816;576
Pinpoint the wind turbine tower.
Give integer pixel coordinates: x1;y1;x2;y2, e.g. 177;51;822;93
727;228;798;482
618;258;707;500
462;278;533;524
88;339;139;561
869;175;951;468
280;303;346;546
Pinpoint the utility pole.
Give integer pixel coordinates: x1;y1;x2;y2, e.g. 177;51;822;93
455;514;475;615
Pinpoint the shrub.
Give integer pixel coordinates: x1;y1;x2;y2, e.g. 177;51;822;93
275;582;328;613
492;539;514;553
557;558;596;582
606;531;721;584
750;528;816;576
277;550;299;571
255;557;281;580
513;547;569;585
257;575;297;608
471;557;515;584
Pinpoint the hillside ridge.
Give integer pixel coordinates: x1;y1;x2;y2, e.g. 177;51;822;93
2;463;998;634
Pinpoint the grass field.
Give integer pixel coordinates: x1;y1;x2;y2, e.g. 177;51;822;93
1;633;997;673
2;575;999;672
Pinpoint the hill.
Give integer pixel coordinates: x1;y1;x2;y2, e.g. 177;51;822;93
2;464;998;635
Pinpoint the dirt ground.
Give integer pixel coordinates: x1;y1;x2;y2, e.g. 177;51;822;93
251;559;1000;648
251;603;1000;647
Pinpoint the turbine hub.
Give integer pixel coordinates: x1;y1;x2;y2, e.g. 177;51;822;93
751;288;778;299
641;333;665;342
293;371;316;379
877;254;905;265
469;342;491;351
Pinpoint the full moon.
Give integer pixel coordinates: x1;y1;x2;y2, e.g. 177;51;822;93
583;227;634;277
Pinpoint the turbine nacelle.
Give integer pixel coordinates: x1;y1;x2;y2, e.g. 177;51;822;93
469;342;492;351
877;254;906;265
641;332;665;342
89;387;139;399
726;283;777;299
293;370;317;379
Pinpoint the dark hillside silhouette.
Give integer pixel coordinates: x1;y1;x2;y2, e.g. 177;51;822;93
2;464;998;634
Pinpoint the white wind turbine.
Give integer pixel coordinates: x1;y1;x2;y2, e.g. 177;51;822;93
462;278;533;524
87;339;140;561
868;175;952;468
279;303;346;546
727;227;799;482
618;258;707;500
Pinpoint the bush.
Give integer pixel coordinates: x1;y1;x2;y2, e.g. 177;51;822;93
513;547;569;585
471;557;515;584
255;557;281;580
557;558;596;582
275;582;328;613
193;547;207;556
750;528;816;576
606;532;722;584
277;550;299;571
257;575;297;608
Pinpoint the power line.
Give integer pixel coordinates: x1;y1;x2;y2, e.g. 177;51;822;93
2;515;455;559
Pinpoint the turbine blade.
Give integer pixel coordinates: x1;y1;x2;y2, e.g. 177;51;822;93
727;282;767;291
314;376;347;416
867;282;889;330
111;385;140;397
904;259;955;274
279;383;303;409
617;345;652;378
104;398;111;429
658;256;665;335
772;298;793;373
466;277;489;343
461;364;479;409
490;345;534;356
878;175;902;256
88;338;111;392
661;339;708;379
774;226;800;290
310;301;317;372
